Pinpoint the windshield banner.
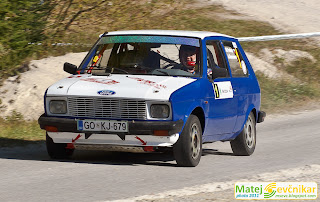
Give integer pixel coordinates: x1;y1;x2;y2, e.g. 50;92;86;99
100;35;200;47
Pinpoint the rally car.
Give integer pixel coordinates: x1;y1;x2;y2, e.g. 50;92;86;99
38;30;266;167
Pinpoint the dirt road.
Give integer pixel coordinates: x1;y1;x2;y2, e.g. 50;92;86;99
210;0;320;34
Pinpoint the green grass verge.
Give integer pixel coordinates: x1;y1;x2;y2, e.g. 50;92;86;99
242;39;320;112
0;112;45;147
257;73;320;113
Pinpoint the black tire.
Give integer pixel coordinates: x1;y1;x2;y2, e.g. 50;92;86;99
46;133;74;159
173;115;202;167
230;112;256;156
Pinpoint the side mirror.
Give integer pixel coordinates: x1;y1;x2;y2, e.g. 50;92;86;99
64;62;78;74
212;67;228;80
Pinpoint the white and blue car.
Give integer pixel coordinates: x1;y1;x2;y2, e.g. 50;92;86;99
38;30;266;167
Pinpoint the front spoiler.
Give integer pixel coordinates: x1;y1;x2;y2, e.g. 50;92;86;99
47;132;180;147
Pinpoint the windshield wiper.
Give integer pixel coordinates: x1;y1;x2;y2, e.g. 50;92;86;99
91;69;111;76
153;69;170;76
85;66;129;75
105;67;129;74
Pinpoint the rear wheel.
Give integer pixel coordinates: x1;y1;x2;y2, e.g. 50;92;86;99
173;115;202;167
46;133;74;159
230;112;256;156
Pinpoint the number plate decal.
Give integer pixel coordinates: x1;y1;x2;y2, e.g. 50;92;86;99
77;120;128;132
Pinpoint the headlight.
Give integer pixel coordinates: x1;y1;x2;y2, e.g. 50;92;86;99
150;104;170;118
49;100;67;114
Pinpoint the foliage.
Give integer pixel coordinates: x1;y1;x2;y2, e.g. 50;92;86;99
0;0;50;79
0;0;282;82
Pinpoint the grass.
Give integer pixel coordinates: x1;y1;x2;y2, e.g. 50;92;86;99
242;38;320;112
0;112;45;147
256;73;320;113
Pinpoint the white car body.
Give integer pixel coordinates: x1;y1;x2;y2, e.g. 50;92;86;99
46;74;195;146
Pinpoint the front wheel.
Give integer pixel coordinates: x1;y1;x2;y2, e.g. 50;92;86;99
46;133;74;159
230;112;256;156
173;115;202;167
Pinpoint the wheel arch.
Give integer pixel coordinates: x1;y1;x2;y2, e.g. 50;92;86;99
237;105;257;135
251;108;257;122
191;107;205;134
246;105;257;124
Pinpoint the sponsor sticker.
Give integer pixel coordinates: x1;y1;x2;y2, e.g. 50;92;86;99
235;182;317;200
128;76;167;89
97;90;116;95
81;78;119;85
68;75;82;78
232;42;238;48
241;60;247;75
225;47;238;60
213;81;233;99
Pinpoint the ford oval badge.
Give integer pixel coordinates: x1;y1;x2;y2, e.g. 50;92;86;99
97;90;116;95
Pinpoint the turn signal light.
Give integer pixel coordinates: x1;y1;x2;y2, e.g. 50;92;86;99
143;146;154;152
153;130;169;136
44;126;58;132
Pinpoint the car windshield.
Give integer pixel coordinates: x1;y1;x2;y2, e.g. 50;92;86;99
79;35;201;77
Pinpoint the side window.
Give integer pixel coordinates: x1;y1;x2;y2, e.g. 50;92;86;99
206;40;229;79
222;41;248;77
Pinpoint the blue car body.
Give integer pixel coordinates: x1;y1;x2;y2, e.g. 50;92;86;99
170;36;261;143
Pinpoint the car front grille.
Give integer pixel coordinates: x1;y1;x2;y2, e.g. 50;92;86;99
68;97;147;120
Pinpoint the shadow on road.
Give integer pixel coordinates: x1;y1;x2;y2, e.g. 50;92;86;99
202;148;234;156
0;141;178;167
0;137;45;148
0;141;234;167
71;149;178;167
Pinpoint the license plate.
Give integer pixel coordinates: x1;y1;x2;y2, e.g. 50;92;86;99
77;120;128;132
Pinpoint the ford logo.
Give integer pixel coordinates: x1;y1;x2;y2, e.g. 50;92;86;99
97;90;116;95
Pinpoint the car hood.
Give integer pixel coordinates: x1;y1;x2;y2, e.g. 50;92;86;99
46;74;196;100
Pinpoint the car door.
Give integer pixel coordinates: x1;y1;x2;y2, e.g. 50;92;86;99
204;39;238;137
221;40;251;133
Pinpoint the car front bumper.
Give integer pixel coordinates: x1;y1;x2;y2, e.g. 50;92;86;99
38;114;183;147
38;114;183;136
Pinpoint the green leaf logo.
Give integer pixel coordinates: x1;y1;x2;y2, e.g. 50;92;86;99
264;183;276;199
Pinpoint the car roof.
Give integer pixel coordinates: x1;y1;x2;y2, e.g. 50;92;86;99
104;30;233;40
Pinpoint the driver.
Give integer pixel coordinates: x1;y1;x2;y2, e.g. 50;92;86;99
179;45;199;74
179;45;219;77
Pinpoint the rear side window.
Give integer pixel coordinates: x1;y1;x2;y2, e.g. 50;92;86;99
223;41;248;77
205;40;229;79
